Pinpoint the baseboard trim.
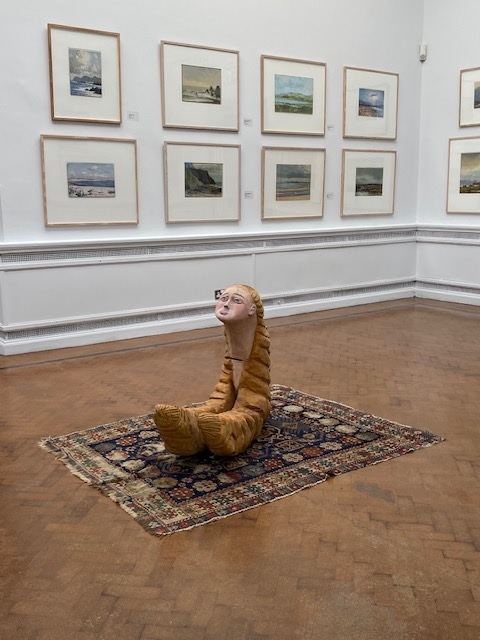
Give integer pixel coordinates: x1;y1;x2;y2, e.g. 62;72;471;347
2;226;480;354
2;278;479;354
0;280;415;355
415;279;480;306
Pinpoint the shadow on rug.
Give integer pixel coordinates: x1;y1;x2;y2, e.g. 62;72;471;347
39;384;444;536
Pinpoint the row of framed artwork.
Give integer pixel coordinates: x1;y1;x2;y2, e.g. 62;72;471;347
40;135;398;226
48;23;399;138
48;22;480;133
445;67;480;213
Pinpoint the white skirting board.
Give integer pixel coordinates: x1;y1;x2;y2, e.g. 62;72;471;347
1;225;479;354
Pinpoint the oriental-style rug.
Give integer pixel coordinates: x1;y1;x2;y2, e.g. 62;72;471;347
39;384;444;537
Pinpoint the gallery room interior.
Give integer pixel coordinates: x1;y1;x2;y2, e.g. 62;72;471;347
1;0;480;638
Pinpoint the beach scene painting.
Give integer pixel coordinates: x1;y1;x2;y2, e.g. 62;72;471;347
358;88;384;118
276;164;311;200
184;162;223;197
69;48;102;98
274;74;313;114
67;162;115;198
181;65;221;104
355;167;384;196
460;152;480;193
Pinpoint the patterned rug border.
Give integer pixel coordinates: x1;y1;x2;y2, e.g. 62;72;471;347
39;384;445;536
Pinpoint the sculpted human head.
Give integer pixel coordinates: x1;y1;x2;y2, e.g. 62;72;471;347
215;285;257;325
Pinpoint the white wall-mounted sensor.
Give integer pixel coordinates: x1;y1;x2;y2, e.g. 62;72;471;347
419;44;427;62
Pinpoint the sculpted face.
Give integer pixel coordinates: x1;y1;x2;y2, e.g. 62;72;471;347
215;285;256;324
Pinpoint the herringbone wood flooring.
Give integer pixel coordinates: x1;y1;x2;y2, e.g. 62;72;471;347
1;299;480;639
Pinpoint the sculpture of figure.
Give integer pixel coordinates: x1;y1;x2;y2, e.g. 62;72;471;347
154;284;271;457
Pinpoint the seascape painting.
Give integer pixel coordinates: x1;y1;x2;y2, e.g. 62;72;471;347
69;48;102;97
459;152;480;193
274;74;313;114
355;167;384;196
475;82;480;110
182;65;221;104
67;162;115;198
185;162;223;197
358;88;384;118
276;164;311;200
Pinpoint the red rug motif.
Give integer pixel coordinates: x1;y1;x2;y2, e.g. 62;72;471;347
39;385;444;536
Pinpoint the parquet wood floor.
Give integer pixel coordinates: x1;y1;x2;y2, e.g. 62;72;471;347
1;299;480;639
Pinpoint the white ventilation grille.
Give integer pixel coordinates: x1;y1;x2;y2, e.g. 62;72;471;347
2;283;414;342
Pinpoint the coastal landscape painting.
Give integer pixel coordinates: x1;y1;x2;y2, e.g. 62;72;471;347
355;167;384;196
182;64;221;104
184;162;223;197
262;146;325;219
42;135;138;225
67;162;115;198
261;55;326;135
161;41;238;130
276;164;311;200
69;47;102;97
448;137;480;212
460;68;480;127
341;149;395;216
48;24;121;123
475;82;480;109
274;74;313;114
358;88;384;118
459;152;480;193
343;67;398;139
164;142;239;222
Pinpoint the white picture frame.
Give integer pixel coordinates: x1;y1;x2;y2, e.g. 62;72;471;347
459;67;480;128
343;66;398;140
164;142;241;223
262;146;325;220
261;55;326;136
161;41;239;131
48;23;122;124
41;135;138;226
341;149;396;216
447;136;480;213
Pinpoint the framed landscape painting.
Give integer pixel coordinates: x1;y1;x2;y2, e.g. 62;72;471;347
343;67;398;139
341;149;396;216
41;135;138;226
459;67;480;127
447;136;480;213
164;142;240;222
48;24;122;123
261;55;326;135
161;41;239;131
262;146;325;219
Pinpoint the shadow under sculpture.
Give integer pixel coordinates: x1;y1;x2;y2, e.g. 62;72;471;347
154;284;271;457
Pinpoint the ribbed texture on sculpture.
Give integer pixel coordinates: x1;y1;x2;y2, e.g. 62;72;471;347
154;284;271;456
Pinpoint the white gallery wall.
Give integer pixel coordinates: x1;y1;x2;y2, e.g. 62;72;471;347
416;0;480;304
0;0;478;353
